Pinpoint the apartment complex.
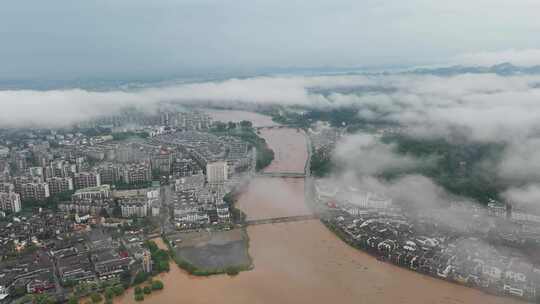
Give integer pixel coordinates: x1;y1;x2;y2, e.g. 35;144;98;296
206;161;228;184
73;172;101;189
0;191;21;213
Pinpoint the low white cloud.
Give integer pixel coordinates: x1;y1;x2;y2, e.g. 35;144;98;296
502;184;540;214
0;75;373;127
498;139;540;181
339;173;452;210
3;73;540;181
503;184;540;205
333;133;421;176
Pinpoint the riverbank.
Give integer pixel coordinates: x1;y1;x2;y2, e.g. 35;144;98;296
116;110;521;304
164;229;252;276
117;220;518;304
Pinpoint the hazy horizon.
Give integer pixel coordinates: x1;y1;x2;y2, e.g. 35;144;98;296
2;0;540;83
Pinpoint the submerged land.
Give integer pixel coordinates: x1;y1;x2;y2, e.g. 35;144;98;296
113;110;521;304
0;107;536;304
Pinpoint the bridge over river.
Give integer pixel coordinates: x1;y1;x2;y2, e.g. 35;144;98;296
245;214;318;226
257;172;306;178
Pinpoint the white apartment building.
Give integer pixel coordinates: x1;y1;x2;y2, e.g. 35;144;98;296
206;161;228;184
120;199;149;218
0;191;21;213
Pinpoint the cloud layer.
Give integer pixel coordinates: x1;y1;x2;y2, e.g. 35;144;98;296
2;71;540;212
333;133;422;176
3;71;540;135
1;75;371;127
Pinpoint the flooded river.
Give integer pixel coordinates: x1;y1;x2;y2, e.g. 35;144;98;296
116;111;520;304
259;128;308;174
205;109;278;128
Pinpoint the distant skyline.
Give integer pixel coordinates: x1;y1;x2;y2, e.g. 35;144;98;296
1;0;540;82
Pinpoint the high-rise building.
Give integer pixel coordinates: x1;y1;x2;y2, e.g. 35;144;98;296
32;151;51;168
28;167;44;179
0;146;9;158
97;163;120;185
206;161;228;184
13;154;28;173
120;162;152;185
0;182;14;193
120;199;148;218
0;191;21;213
175;111;212;130
171;158;202;177
18;182;50;202
151;150;173;174
73;171;101;189
12;176;50;201
13;176;33;193
47;177;74;196
47;160;77;179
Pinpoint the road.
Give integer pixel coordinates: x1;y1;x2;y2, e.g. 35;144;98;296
50;254;67;302
159;184;176;236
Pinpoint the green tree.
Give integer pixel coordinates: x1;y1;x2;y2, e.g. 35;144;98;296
67;295;79;304
151;280;164;290
119;270;131;288
143;240;158;253
112;201;122;218
239;120;253;128
62;279;77;288
112;285;125;296
12;286;26;298
31;294;56;304
134;271;149;284
143;286;152;294
226;267;239;276
90;292;102;303
104;287;115;299
213;122;227;131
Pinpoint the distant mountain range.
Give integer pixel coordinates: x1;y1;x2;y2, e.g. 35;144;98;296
2;63;540;91
411;62;540;76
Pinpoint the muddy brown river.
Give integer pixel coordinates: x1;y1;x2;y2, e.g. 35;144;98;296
116;111;519;304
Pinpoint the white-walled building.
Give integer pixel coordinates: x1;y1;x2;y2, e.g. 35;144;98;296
0;146;9;158
142;250;152;273
72;185;111;201
206;161;228;184
349;192;392;209
0;191;21;213
120;199;149;218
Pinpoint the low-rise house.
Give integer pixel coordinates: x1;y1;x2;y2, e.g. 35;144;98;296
91;249;130;280
54;247;95;283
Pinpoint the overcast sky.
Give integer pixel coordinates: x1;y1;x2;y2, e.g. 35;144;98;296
1;0;540;81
